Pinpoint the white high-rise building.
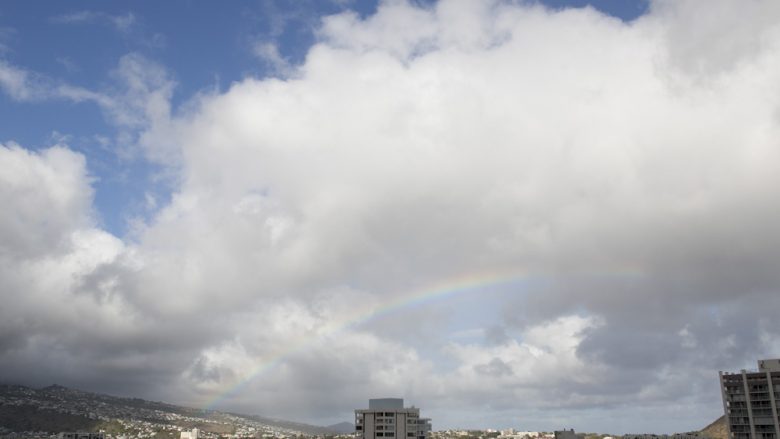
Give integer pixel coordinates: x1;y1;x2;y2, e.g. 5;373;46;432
720;359;780;439
355;398;431;439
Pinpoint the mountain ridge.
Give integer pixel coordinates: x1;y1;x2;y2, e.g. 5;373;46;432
700;415;727;439
0;383;349;437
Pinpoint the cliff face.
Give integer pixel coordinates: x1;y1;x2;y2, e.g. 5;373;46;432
700;415;727;439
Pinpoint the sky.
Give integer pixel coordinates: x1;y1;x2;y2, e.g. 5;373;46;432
1;0;780;434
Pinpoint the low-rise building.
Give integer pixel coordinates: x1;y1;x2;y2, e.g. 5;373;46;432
58;433;105;439
498;431;539;439
622;434;701;439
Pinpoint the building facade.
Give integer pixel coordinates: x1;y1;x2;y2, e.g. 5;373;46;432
720;359;780;439
554;430;584;439
355;398;431;439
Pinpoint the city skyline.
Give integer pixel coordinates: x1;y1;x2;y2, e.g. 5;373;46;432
2;0;780;434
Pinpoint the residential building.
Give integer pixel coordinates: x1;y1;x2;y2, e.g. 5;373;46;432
58;434;104;439
553;429;584;439
355;398;431;439
500;430;542;439
720;358;780;439
181;428;200;439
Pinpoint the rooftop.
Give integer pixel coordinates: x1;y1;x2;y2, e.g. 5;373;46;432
369;399;405;410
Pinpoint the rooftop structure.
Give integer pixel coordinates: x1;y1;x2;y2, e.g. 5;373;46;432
720;358;780;439
370;399;405;410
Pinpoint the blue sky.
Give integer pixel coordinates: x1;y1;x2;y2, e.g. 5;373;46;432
0;0;647;236
3;0;779;434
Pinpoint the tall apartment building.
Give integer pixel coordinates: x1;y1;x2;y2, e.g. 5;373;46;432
355;398;431;439
720;359;780;439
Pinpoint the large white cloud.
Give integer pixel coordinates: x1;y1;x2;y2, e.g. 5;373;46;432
3;0;780;433
0;145;94;257
0;144;127;382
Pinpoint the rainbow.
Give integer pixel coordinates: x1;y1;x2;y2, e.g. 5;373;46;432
203;268;531;410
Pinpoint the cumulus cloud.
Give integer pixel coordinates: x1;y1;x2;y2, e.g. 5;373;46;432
0;60;52;101
0;144;95;258
444;316;604;405
0;26;14;54
0;59;112;104
51;11;137;35
0;144;127;387
0;142;227;398
0;53;175;163
650;0;780;77
50;10;165;49
3;0;780;433
253;42;294;76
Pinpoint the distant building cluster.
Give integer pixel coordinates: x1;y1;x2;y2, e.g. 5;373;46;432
58;434;105;439
355;398;432;439
499;429;540;439
181;428;200;439
431;429;551;439
622;434;701;439
720;358;780;439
